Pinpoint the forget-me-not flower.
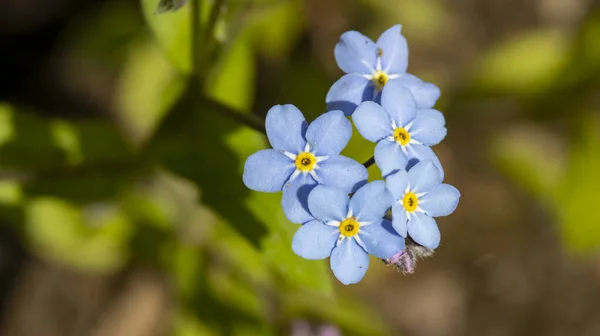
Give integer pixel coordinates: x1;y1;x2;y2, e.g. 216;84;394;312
291;181;405;285
352;81;446;178
243;104;368;223
326;24;440;116
385;160;460;249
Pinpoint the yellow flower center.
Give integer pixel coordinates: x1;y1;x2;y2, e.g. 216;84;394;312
339;217;360;237
295;152;316;172
403;192;418;212
372;70;388;91
393;127;411;146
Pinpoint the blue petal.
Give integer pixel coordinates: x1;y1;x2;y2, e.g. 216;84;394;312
407;159;443;193
334;31;377;74
305;111;352;156
326;74;373;116
374;140;408;178
352;101;392;142
349;181;393;222
376;24;409;74
385;170;409;201
391;203;408;237
409;109;447;146
391;73;441;109
330;238;370;285
265;104;307;153
243;149;294;192
407;212;440;249
282;173;317;224
307;185;349;222
420;184;460;217
381;81;417;128
317;155;368;193
406;144;444;180
292;220;339;260
359;219;405;258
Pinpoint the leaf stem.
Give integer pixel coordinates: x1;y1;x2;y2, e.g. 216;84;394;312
201;97;265;133
190;0;203;76
362;156;375;168
204;0;226;46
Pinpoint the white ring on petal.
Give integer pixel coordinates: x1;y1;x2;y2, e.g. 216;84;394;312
281;150;297;160
354;235;367;250
288;170;301;184
326;220;340;227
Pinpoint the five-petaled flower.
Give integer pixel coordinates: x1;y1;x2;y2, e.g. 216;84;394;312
242;104;368;223
353;81;446;178
326;24;440;116
385;160;460;249
291;181;405;285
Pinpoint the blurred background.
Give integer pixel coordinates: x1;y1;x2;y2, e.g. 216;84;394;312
1;0;600;335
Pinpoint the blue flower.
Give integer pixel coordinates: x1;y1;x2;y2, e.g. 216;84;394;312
385;160;460;249
326;24;440;116
291;181;405;285
243;104;368;223
352;81;446;178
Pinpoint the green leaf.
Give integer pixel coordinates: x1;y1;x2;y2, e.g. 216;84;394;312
472;30;570;95
117;38;188;144
25;198;133;272
22;119;138;204
557;116;600;253
494;115;600;254
245;0;305;59
491;124;565;198
141;0;208;73
206;35;255;111
0;105;68;169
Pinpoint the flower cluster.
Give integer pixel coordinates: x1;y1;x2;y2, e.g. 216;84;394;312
243;25;460;285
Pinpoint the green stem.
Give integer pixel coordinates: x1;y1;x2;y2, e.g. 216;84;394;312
362;156;375;168
204;0;226;46
190;0;204;76
202;96;265;132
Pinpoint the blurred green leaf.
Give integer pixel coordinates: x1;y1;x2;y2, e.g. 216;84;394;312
206;34;255;110
60;0;143;69
0;105;68;169
141;0;210;73
494;115;600;254
25;198;133;272
491;125;565;198
173;309;219;336
472;30;570;96
246;0;305;59
117;38;188;144
573;9;600;75
377;0;446;42
557;115;600;253
23;119;138;203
